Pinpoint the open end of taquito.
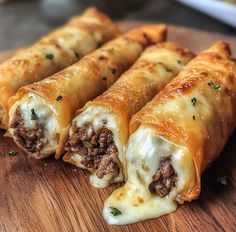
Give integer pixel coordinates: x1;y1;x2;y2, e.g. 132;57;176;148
63;42;194;188
8;24;167;159
103;41;236;224
0;7;121;129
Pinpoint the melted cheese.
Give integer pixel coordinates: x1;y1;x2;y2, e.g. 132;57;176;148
103;125;195;225
9;93;58;157
69;105;124;188
152;88;213;124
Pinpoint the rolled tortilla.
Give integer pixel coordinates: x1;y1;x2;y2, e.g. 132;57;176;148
8;24;167;159
63;42;194;188
103;41;236;225
0;7;121;128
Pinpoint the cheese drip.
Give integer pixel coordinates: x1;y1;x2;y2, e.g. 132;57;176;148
103;125;195;225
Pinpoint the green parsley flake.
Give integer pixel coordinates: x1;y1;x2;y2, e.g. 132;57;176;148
191;97;197;106
102;76;107;81
109;207;122;216
208;80;221;90
193;115;196;120
158;62;172;72
45;54;54;60
56;95;63;101
9;151;17;156
216;176;228;185
177;60;182;64
31;109;39;120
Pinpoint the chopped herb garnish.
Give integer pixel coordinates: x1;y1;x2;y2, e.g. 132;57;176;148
193;115;196;120
102;76;107;81
216;176;228;185
74;51;80;58
208;80;221;90
9;151;17;156
45;54;54;60
158;62;172;72
191;97;197;106
31;108;39;120
109;207;122;216
56;95;63;101
109;67;117;75
177;60;182;64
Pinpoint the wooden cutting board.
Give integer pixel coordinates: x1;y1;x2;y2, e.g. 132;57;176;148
0;21;236;232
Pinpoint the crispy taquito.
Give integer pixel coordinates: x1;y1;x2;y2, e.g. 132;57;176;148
63;42;194;188
8;25;167;159
103;41;236;225
0;8;120;128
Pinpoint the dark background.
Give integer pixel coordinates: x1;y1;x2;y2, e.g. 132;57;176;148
0;0;235;50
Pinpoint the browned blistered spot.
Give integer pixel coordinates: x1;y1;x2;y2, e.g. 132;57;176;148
34;63;42;73
213;53;223;60
176;81;193;95
45;39;61;49
138;197;144;204
142;32;156;48
119;193;124;197
176;47;195;59
123;34;146;49
68;21;103;37
98;55;107;60
143;32;149;43
12;59;30;67
142;164;150;172
116;189;127;201
135;60;156;73
55;44;61;49
228;73;235;85
199;71;208;77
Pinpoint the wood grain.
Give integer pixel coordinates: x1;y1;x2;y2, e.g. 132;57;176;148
0;21;236;232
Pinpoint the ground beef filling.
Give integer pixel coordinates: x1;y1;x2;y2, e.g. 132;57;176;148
10;107;45;153
149;156;177;197
64;122;120;179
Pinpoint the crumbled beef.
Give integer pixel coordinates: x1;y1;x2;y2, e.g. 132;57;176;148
96;154;120;179
64;123;120;178
10;107;45;153
149;156;177;197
